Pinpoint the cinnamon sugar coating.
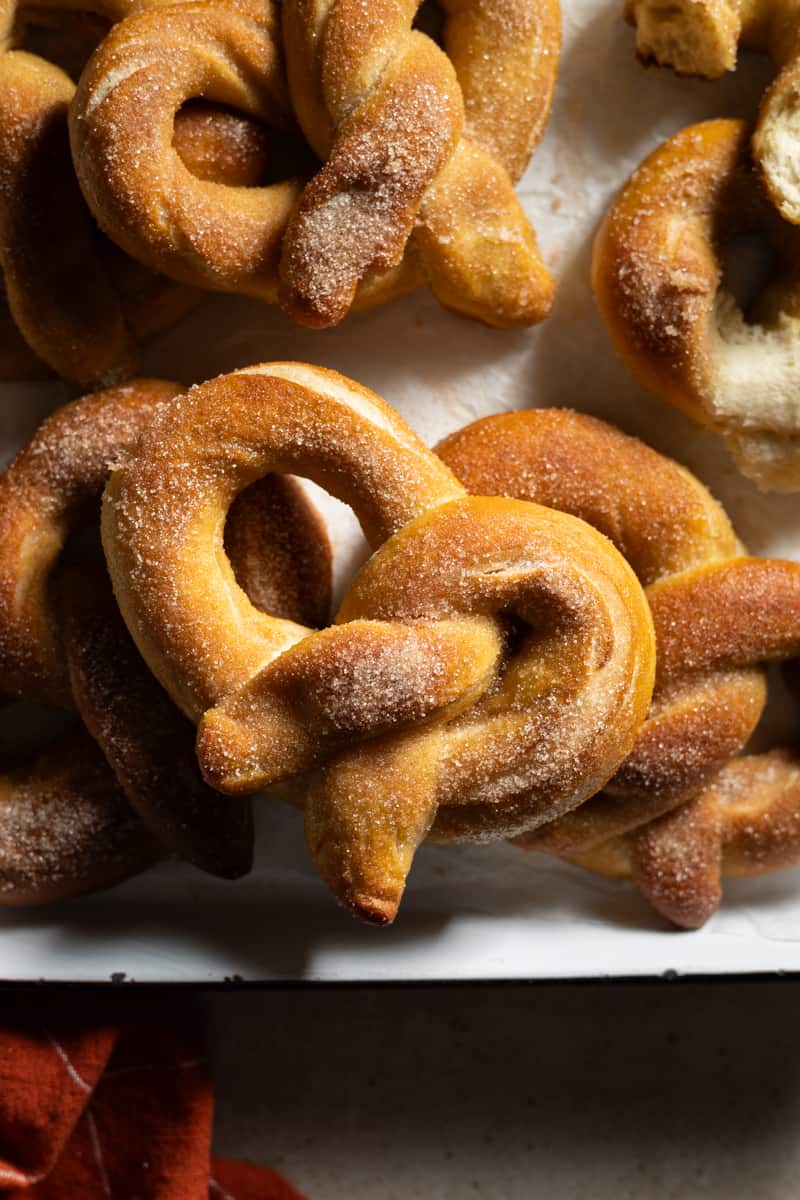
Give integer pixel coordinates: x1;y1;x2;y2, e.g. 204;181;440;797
0;374;332;900
69;0;558;330
438;406;800;927
0;730;161;906
103;363;654;922
592;119;800;491
0;0;273;384
280;0;559;326
0;378;182;707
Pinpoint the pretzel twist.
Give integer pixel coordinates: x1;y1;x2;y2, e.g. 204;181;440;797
437;406;800;926
573;751;800;928
70;0;558;330
0;0;272;384
0;377;332;897
593;119;800;492
102;363;655;921
279;0;559;327
624;0;800;224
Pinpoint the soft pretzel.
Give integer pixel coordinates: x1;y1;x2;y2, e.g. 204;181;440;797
102;363;655;921
0;376;332;889
70;0;558;330
437;406;800;925
570;751;800;928
0;729;162;906
0;373;331;705
624;0;800;225
593;119;800;492
0;0;272;384
69;2;309;310
278;0;559;327
58;567;255;880
60;488;330;877
0;378;182;708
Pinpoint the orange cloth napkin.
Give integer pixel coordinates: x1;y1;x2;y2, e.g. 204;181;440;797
0;996;306;1200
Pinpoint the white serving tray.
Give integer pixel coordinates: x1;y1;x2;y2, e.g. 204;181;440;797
2;0;798;983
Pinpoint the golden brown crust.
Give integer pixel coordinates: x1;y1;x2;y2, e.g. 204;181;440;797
0;378;181;707
0;50;136;385
279;0;558;327
70;1;304;301
59;567;254;879
0;370;169;903
578;751;800;929
0;371;334;894
276;481;657;918
68;0;557;330
171;99;272;188
437;406;742;583
0;729;161;907
592;119;800;491
437;406;800;925
104;363;655;922
439;0;561;184
102;362;466;721
0;3;276;384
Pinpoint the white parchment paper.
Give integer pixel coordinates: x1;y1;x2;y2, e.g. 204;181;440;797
1;0;798;981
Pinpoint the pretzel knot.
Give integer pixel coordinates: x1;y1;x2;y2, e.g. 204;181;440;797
0;0;272;385
0;377;332;899
102;363;654;923
437;407;800;926
624;0;800;226
279;0;559;327
70;0;558;331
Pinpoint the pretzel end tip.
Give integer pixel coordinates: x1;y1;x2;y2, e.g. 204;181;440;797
277;281;352;330
344;893;399;926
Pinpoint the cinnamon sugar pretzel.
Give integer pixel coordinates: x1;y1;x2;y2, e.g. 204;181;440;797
571;751;800;929
437;407;800;926
102;363;654;922
0;730;162;906
593;120;800;492
70;0;559;331
278;0;558;326
0;0;272;384
0;377;332;898
624;0;800;225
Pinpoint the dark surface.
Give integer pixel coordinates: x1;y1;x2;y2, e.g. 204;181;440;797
206;982;798;1198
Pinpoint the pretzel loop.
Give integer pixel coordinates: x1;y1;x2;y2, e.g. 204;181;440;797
102;364;655;922
0;376;332;896
592;120;800;492
292;493;652;921
71;0;302;304
0;0;273;384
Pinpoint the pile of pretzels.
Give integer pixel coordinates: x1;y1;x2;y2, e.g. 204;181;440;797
0;359;797;931
0;0;558;388
1;0;800;937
